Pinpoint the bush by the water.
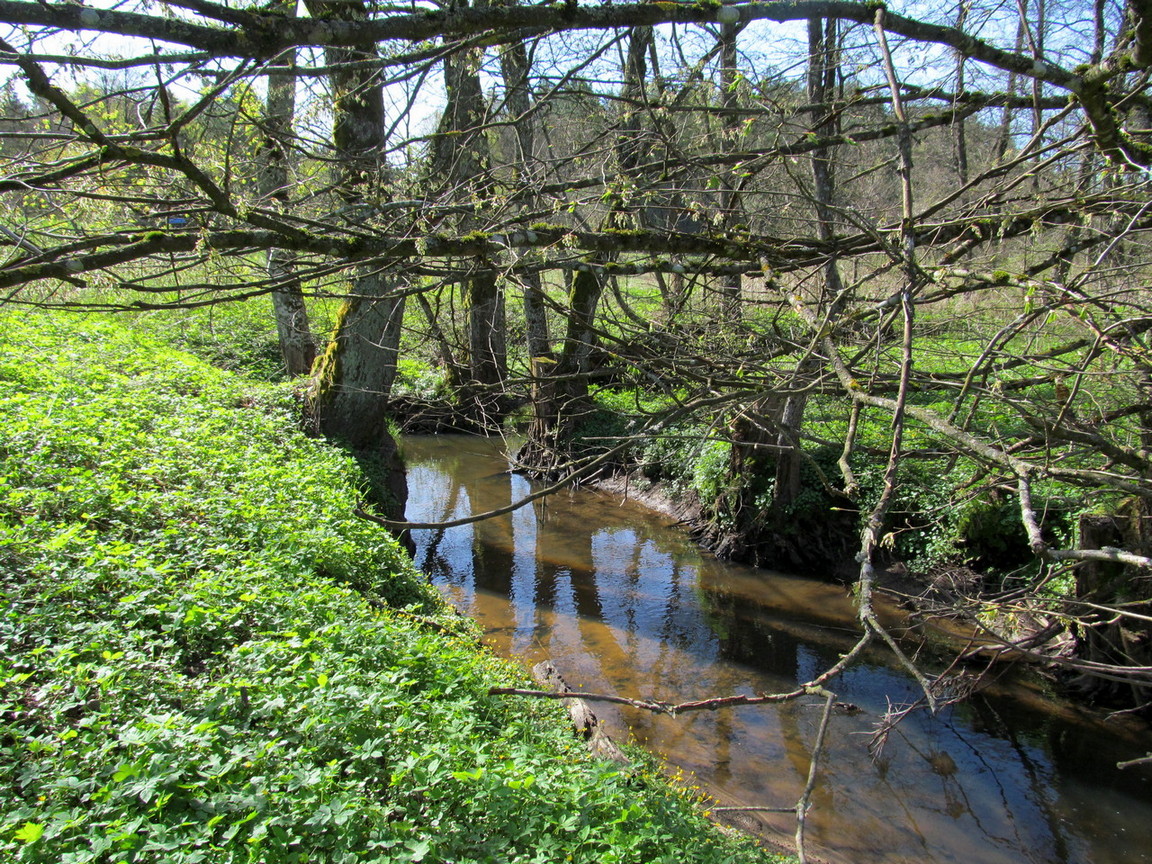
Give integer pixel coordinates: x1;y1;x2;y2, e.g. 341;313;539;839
0;312;786;864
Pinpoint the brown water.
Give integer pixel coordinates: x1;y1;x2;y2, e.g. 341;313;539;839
403;434;1152;864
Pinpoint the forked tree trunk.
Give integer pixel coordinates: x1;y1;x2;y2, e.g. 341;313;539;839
995;11;1027;163
520;268;603;474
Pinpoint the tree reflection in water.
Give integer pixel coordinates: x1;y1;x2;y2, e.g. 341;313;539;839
404;435;1152;864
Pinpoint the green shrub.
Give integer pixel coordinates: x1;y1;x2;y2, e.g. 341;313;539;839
393;356;449;400
691;439;733;504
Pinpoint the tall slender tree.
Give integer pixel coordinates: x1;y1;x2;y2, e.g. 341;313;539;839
429;18;506;425
259;1;315;378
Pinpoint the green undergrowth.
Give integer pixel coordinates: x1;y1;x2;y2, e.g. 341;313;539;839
0;312;787;864
595;380;1078;578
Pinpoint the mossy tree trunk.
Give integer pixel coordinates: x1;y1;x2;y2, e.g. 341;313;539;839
311;291;407;515
304;0;407;520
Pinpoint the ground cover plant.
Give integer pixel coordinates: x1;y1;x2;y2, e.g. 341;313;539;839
0;311;788;864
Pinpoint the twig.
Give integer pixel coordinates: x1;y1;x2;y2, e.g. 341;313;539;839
795;688;836;864
1117;754;1152;769
490;632;874;717
487;686;801;717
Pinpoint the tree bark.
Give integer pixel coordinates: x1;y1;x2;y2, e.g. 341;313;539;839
520;268;604;474
305;0;407;520
717;17;744;320
500;35;552;364
259;5;315;378
772;16;844;510
953;1;970;183
430;21;507;424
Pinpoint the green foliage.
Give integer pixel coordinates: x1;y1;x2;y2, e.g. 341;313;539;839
632;427;710;495
393;356;449;399
125;300;289;381
691;440;734;504
0;313;784;864
852;455;1073;579
571;406;632;459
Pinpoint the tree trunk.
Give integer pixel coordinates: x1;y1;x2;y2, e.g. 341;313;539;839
304;0;407;520
1076;511;1152;706
995;11;1027;163
953;1;970;184
520;268;603;474
717;17;743;320
259;4;314;377
518;28;654;472
431;26;507;424
772;16;844;510
268;248;314;377
500;35;552;363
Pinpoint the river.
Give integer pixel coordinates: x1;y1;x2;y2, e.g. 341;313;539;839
402;434;1152;864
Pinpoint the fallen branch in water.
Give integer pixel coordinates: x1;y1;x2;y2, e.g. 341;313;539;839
530;661;629;765
795;688;836;864
494;658;855;864
489;633;873;717
486;685;824;716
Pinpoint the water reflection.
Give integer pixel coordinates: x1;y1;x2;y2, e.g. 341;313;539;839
404;435;1152;864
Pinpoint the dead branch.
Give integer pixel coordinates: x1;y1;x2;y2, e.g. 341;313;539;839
1117;754;1152;769
795;688;835;864
531;661;629;765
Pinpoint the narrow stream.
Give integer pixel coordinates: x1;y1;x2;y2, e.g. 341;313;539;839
403;434;1152;864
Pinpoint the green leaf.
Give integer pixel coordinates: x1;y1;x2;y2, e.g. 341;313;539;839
14;822;44;844
113;763;140;782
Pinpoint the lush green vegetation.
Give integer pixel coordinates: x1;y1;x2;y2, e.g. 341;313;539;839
0;312;788;864
585;317;1084;581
